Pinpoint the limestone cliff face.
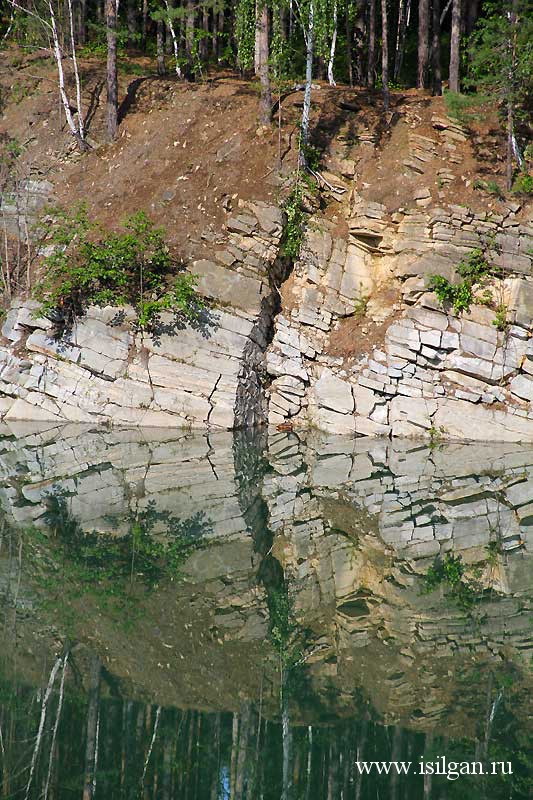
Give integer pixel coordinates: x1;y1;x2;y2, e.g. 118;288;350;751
266;194;533;442
1;131;533;440
2;425;533;729
0;201;285;429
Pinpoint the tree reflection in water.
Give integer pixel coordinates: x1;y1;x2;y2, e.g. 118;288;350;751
0;426;532;798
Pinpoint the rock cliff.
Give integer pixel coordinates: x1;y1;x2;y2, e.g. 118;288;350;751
1;106;533;441
0;201;285;428
267;195;533;441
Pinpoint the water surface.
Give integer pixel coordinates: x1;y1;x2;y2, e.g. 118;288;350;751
1;423;532;798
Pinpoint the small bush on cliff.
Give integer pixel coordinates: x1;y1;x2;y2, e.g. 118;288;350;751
34;205;204;336
428;247;492;315
282;183;306;260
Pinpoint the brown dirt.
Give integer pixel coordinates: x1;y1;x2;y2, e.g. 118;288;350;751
0;45;529;281
328;304;402;364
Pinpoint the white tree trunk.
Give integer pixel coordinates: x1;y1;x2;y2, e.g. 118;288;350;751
141;706;161;783
67;0;85;142
48;0;83;145
164;0;183;78
25;657;63;800
44;654;69;800
300;0;315;164
327;0;338;86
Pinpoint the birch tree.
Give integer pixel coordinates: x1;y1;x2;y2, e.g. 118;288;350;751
327;0;337;85
257;0;272;124
381;0;389;109
299;0;315;162
7;0;87;150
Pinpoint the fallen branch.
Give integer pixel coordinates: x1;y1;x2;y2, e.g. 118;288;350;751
307;166;347;194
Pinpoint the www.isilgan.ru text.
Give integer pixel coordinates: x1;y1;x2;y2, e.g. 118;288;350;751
354;757;513;781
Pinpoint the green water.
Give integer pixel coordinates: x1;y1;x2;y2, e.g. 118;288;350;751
1;423;533;799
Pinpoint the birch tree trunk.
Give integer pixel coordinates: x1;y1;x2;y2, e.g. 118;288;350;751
106;0;118;139
367;0;376;88
24;657;63;800
44;654;69;800
381;0;389;110
327;0;338;86
417;0;429;88
254;0;261;75
280;669;293;800
506;0;518;190
393;0;410;80
164;0;183;77
300;0;315;164
448;0;461;92
42;0;87;149
257;1;272;124
67;0;85;143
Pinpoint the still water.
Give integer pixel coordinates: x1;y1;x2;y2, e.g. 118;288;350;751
0;422;532;799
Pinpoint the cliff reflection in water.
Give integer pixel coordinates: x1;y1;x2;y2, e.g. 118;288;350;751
1;422;533;799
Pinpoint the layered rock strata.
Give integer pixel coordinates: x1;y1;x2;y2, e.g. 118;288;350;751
0;201;284;428
267;197;533;441
1;424;533;730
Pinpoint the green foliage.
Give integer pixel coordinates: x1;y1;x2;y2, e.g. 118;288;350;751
422;554;481;613
429;274;473;315
281;181;306;260
353;294;369;317
467;1;533;108
428;423;446;449
512;173;533;196
80;21;137;57
473;178;506;199
456;247;490;282
429;247;492;316
301;143;321;171
443;91;490;125
235;0;256;70
34;206;204;336
42;493;207;590
493;303;509;331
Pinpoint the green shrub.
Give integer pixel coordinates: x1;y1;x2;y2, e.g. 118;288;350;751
473;178;505;199
429;247;492;315
492;303;509;331
512;172;533;195
282;183;306;260
422;554;480;612
34;206;204;336
443;90;489;124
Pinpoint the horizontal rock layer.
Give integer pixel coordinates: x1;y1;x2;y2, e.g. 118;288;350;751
266;195;533;443
0;201;285;429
